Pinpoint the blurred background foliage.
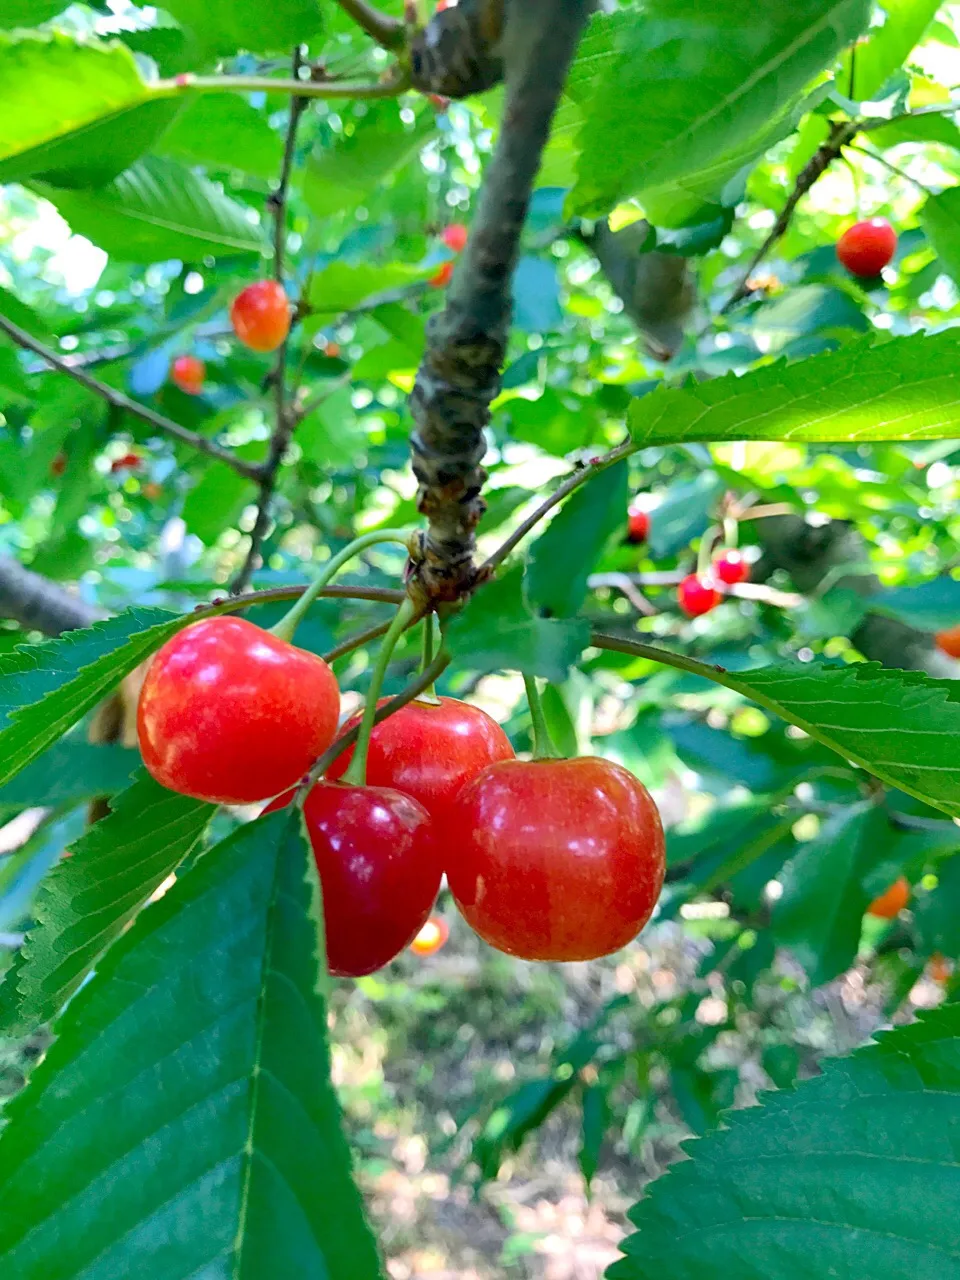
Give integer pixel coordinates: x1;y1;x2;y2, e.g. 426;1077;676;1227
3;0;960;1274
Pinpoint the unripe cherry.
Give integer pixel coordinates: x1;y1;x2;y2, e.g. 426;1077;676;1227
170;355;205;395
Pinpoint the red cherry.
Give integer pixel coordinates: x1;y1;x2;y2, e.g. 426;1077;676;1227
410;916;450;956
327;696;514;822
324;341;341;358
230;280;291;352
110;452;142;473
266;781;440;976
713;551;750;586
50;452;67;477
443;757;665;962
442;223;468;253
866;876;910;919
677;573;722;617
430;261;454;288
935;624;960;658
627;509;650;544
171;354;206;395
137;616;340;804
836;218;897;278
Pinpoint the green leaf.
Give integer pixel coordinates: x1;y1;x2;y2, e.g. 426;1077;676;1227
611;1002;960;1279
0;771;214;1035
526;462;628;617
447;565;589;682
35;155;264;263
0;606;189;789
772;802;887;985
701;661;960;821
157;92;284;179
0;31;178;187
304;102;436;217
579;1083;609;1189
161;0;324;56
913;854;960;958
307;260;433;317
570;0;870;216
0;810;384;1278
629;332;960;446
845;0;942;100
921;187;960;286
0;0;68;23
647;470;724;559
0;740;139;813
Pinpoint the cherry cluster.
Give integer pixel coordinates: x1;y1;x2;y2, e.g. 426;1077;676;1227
138;615;666;978
626;503;752;618
168;279;293;396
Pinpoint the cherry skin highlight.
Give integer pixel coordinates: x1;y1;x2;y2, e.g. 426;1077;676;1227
714;551;749;586
171;355;205;395
327;696;514;822
836;218;896;278
866;875;910;919
442;223;468;252
443;757;665;962
138;616;340;804
267;781;440;977
935;624;960;658
230;280;291;352
627;509;650;544
677;573;721;617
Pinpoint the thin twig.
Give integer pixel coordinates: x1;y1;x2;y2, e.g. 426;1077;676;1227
846;143;933;193
716;119;861;316
232;49;309;595
480;437;633;577
334;0;405;48
591;573;657;616
322;618;393;663
0;555;100;635
0;314;260;480
162;68;411;98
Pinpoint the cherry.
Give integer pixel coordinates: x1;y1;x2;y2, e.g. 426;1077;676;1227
111;452;142;473
627;508;650;544
410;916;450;956
935;624;960;658
143;481;162;500
327;696;514;822
836;218;896;278
442;223;468;253
324;340;341;358
677;573;722;617
713;551;750;586
170;354;205;395
266;781;440;977
138;616;340;804
866;875;910;919
230;280;291;352
442;757;665;962
50;452;67;477
930;952;952;984
430;261;454;288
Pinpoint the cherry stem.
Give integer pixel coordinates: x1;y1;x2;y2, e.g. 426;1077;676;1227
722;515;739;551
343;597;419;786
303;645;449;793
697;524;722;578
270;528;415;644
419;614;441;704
523;674;561;760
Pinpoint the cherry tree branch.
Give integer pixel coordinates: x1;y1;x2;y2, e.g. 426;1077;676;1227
335;0;405;49
0;556;100;636
163;68;411;98
232;48;309;595
408;0;594;602
0;314;261;481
